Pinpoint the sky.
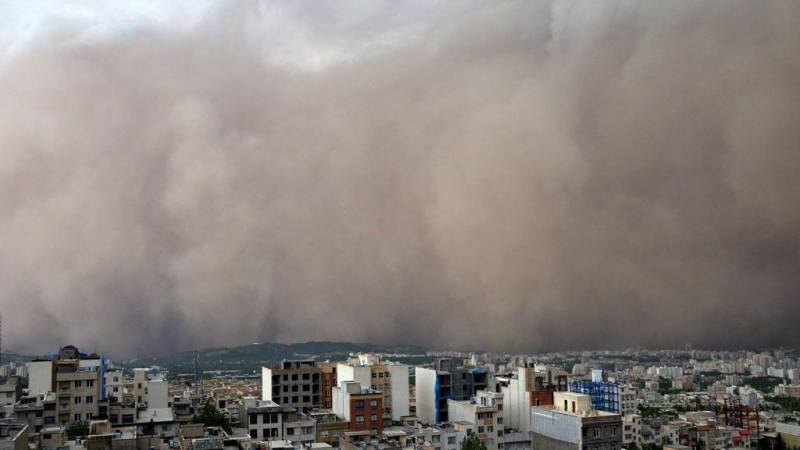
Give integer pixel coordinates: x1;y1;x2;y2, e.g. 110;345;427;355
1;0;799;357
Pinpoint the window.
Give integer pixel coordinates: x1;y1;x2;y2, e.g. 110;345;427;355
302;373;310;380
262;429;270;438
320;431;329;438
250;430;257;438
497;417;503;424
303;396;310;402
292;385;299;392
138;383;142;389
369;400;378;407
355;415;365;424
302;384;310;392
87;380;94;387
592;428;600;438
74;381;82;388
74;414;81;421
250;415;258;425
86;396;93;403
478;426;484;433
283;386;289;392
291;374;298;381
283;397;289;404
113;377;119;382
370;414;378;422
292;396;298;403
303;427;314;434
287;427;295;436
283;374;289;382
610;426;618;437
497;404;503;411
488;426;493;432
448;437;456;445
355;400;365;408
74;397;82;404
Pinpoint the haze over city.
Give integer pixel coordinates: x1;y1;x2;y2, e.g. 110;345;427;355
1;0;799;357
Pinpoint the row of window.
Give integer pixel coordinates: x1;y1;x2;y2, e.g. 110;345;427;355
249;413;280;424
279;395;319;404
353;414;379;423
583;426;618;439
273;373;320;382
274;384;317;393
73;380;95;388
249;426;315;439
73;396;94;404
354;399;379;409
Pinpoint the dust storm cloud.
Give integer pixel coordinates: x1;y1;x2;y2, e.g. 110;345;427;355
1;0;799;356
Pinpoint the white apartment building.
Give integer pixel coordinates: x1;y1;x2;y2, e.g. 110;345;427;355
337;357;410;422
448;398;500;450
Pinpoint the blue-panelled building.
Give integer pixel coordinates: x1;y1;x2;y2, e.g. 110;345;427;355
569;380;620;413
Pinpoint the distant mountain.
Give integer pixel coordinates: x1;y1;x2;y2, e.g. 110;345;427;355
1;353;35;365
124;341;428;376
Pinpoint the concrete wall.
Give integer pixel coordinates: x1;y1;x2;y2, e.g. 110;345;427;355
336;364;371;389
28;361;53;396
531;433;578;450
147;378;168;409
503;377;531;433
531;408;581;445
415;368;437;425
389;364;410;421
262;367;272;402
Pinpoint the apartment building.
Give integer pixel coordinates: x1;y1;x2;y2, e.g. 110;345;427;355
309;411;349;447
416;359;489;424
448;398;500;450
531;392;622;450
0;378;21;407
262;360;321;410
319;363;337;410
12;393;57;433
501;365;567;435
54;357;102;425
332;381;383;437
240;398;283;440
337;355;410;423
282;408;316;446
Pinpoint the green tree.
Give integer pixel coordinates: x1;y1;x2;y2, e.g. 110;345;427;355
460;434;487;450
193;403;231;433
66;421;89;439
